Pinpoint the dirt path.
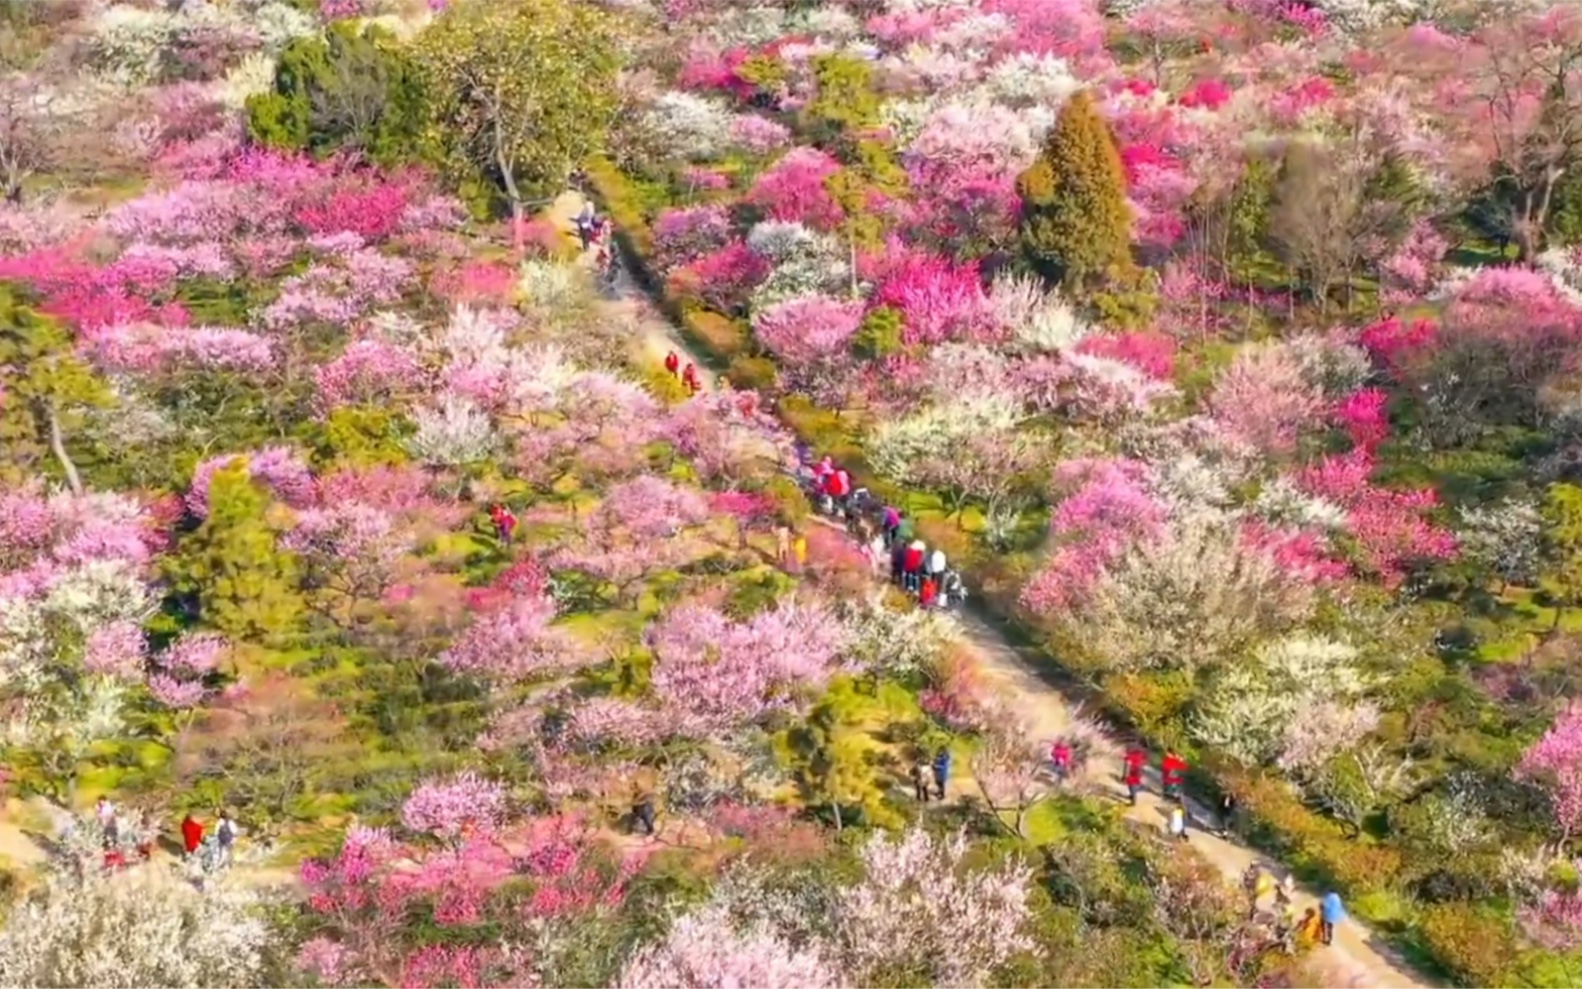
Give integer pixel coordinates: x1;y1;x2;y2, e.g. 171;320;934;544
548;191;716;387
956;614;1432;989
569;198;1439;989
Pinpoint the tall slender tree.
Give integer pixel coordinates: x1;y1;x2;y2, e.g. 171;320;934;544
1016;90;1133;290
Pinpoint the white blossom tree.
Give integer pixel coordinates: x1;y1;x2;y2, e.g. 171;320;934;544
835;827;1035;988
0;863;283;987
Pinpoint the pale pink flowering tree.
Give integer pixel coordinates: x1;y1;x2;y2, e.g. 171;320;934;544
1209;343;1326;456
82;621;148;679
648;600;847;734
283;502;411;613
663;392;791;487
1517;702;1582;841
401;772;509;843
186;447;316;518
440;594;583;685
315;339;424;411
1520;880;1582;954
616;903;843;989
836;827;1035;987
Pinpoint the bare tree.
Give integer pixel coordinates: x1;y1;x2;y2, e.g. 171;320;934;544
0;72;68;203
1472;9;1582;260
1265;140;1368;314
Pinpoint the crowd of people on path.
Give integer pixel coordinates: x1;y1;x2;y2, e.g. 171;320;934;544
568;194;1365;967
80;799;240;881
789;445;967;611
573;201;616;281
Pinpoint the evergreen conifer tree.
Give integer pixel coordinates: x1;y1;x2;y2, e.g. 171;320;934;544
1016;91;1133;289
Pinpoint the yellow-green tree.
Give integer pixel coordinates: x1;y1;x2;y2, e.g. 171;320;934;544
165;463;305;643
789;679;895;831
0;287;109;494
1542;483;1582;631
1016;90;1133;290
414;0;621;226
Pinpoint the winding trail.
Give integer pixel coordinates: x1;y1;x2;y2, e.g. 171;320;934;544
0;197;1433;988
557;191;1439;989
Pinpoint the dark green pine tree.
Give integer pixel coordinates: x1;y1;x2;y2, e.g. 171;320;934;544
1016;90;1134;291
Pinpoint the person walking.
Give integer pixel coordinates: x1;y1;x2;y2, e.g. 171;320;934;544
215;811;237;867
490;503;517;543
664;350;679;377
1320;891;1346;946
1168;803;1188;842
181;813;204;859
919;575;938;609
1051;739;1073;783
631;781;657;838
927;547;946;583
682;363;701;396
1161;750;1187;802
881;505;901;546
574;201;596;250
1217;790;1237;837
902;540;926;594
791;532;807;574
911;756;931;803
96;797;118;847
932;747;952;801
1123;745;1146;805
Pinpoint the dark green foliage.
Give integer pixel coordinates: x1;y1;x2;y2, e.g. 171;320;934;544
1016;91;1133;290
245;22;428;167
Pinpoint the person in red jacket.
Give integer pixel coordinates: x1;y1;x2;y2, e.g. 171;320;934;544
181;813;204;858
1162;750;1188;801
682;363;701;395
902;540;926;593
919;575;938;609
490;504;517;543
1051;740;1073;783
737;392;757;418
664;351;679;377
1123;746;1147;805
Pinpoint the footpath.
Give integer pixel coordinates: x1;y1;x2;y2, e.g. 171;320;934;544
557;189;1438;989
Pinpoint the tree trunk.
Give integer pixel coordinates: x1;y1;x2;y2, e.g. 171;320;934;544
44;401;83;495
831;800;842;832
491;101;525;249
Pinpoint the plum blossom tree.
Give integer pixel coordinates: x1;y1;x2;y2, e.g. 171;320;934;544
616;902;843;989
0;860;281;988
835;827;1034;987
401;771;509;844
1517;701;1582;841
439;592;583;685
648;600;847;735
1065;508;1313;675
1209;342;1327;456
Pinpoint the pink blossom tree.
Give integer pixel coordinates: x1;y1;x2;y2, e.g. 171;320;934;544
1517;702;1582;842
401;772;509;844
1209;343;1326;456
744;148;844;231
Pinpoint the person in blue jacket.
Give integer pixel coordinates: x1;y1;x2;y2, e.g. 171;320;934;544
1320;891;1346;946
932;747;952;801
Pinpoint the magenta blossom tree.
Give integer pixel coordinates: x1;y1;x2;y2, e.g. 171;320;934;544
1517;702;1582;842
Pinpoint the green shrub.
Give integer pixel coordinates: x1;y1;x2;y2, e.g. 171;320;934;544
727;355;777;391
246;22;428;167
853;306;903;360
684;311;747;358
1418;903;1520;988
